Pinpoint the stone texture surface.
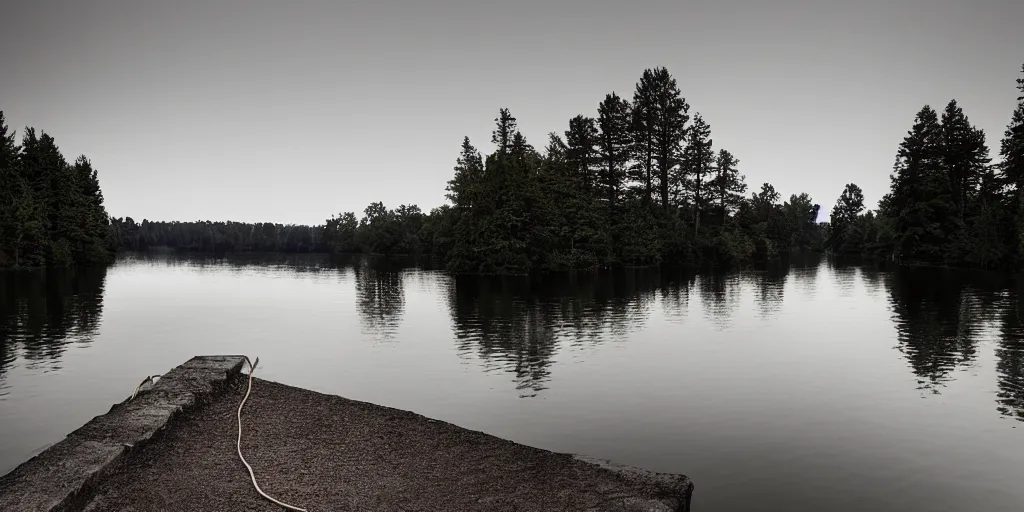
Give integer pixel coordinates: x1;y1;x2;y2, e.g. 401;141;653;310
80;376;694;512
0;355;246;512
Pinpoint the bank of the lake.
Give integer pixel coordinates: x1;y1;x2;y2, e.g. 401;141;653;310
0;356;693;511
1;253;1023;511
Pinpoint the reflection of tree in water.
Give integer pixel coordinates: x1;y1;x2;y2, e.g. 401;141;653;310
791;253;822;297
447;268;676;397
698;272;741;329
885;268;998;393
353;258;406;342
751;262;789;320
117;251;343;277
0;267;107;381
660;270;696;324
859;267;886;296
996;285;1024;422
787;252;822;270
830;260;859;298
447;277;554;397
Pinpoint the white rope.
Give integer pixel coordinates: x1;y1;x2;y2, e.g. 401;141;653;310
129;375;161;401
238;356;308;512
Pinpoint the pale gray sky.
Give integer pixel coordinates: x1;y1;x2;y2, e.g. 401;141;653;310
1;0;1021;224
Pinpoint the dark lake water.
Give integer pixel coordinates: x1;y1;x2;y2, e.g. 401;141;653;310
2;253;1023;511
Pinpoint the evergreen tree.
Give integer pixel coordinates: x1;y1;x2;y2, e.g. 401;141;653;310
446;137;484;208
646;68;689;213
537;133;571;258
541;132;569;178
536;133;591;268
680;113;714;234
597;93;632;215
68;156;110;262
510;132;539;174
881;105;952;263
938;100;993;265
0;113;111;268
630;70;658;205
492;108;517;155
709;149;746;225
447;109;537;273
999;64;1024;265
940;100;991;219
0;112;27;266
565;115;600;191
19;129;72;264
445;136;490;272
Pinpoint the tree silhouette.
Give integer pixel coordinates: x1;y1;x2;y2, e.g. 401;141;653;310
13;63;1024;274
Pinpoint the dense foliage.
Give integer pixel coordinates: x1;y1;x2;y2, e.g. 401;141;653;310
322;67;827;274
0;112;110;268
825;64;1024;271
7;63;1024;274
108;218;327;253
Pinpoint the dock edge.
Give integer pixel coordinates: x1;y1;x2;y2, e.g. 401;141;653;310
0;355;246;512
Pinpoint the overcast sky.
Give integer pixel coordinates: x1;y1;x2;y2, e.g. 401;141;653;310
1;0;1022;225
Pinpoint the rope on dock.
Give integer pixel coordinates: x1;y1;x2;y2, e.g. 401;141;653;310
129;375;161;401
238;356;309;512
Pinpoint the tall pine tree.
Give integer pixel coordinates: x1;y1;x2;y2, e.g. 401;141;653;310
565;115;600;191
999;64;1024;266
881;105;952;263
940;100;991;220
446;136;484;208
630;70;659;206
647;68;689;213
597;93;632;215
0;112;33;266
680;113;713;235
709;149;746;225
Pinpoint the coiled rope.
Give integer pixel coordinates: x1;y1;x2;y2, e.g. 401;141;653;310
238;356;308;512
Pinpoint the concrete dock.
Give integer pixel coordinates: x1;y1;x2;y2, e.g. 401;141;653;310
0;356;694;511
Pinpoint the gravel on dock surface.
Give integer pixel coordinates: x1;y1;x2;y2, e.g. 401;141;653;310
81;376;692;512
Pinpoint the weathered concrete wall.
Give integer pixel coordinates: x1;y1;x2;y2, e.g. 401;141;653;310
0;355;245;512
573;455;694;512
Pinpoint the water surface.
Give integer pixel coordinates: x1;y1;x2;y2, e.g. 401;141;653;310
1;253;1023;512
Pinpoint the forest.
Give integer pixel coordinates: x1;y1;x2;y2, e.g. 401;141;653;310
317;64;1024;273
0;112;109;268
2;63;1023;273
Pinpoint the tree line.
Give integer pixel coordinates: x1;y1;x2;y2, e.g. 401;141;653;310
104;201;432;256
108;217;326;254
326;67;826;273
826;63;1024;271
4;63;1023;274
0;112;110;268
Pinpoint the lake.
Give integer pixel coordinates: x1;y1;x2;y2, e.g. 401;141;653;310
1;253;1023;511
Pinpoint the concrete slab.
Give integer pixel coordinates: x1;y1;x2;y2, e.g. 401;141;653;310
0;356;245;512
81;376;694;511
1;356;694;511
